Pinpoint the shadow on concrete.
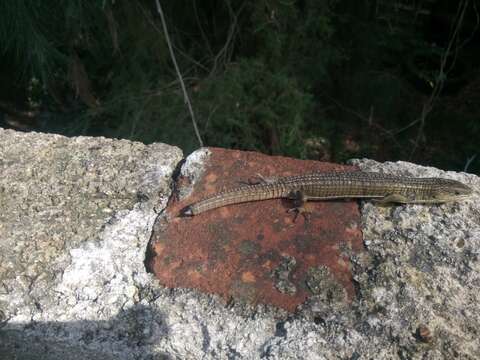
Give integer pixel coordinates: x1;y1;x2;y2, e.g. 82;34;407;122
0;304;171;360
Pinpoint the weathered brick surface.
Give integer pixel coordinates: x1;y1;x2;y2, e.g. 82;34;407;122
148;148;364;311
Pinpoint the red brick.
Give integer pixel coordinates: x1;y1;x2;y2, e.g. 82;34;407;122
148;148;364;312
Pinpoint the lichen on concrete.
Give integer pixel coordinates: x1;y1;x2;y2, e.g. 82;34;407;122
0;129;184;359
177;147;211;199
347;158;480;359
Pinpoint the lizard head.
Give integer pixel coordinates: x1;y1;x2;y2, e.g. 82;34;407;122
430;179;473;203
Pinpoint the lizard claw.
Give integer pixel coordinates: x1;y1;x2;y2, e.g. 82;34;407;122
286;190;310;222
287;207;311;223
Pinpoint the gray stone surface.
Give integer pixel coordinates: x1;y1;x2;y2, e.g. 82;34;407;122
1;131;479;359
0;129;184;359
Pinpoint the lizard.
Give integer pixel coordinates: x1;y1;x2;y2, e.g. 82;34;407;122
182;171;473;216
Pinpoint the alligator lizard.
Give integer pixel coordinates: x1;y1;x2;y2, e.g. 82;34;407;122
182;171;472;216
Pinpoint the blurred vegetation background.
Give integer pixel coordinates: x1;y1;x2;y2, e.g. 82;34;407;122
0;0;479;173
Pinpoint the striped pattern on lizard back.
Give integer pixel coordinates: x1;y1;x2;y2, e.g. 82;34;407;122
183;171;472;215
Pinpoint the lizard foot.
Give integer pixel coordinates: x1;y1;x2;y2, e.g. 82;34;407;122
287;206;311;222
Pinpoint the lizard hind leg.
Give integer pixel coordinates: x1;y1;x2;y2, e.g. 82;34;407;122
286;190;311;222
238;173;278;186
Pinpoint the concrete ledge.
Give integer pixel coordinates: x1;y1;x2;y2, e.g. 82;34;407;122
0;130;478;359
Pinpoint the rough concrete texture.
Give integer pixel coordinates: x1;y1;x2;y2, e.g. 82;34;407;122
0;131;479;359
149;148;363;311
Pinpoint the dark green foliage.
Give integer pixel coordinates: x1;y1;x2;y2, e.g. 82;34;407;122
196;59;313;156
0;1;105;81
0;0;479;173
